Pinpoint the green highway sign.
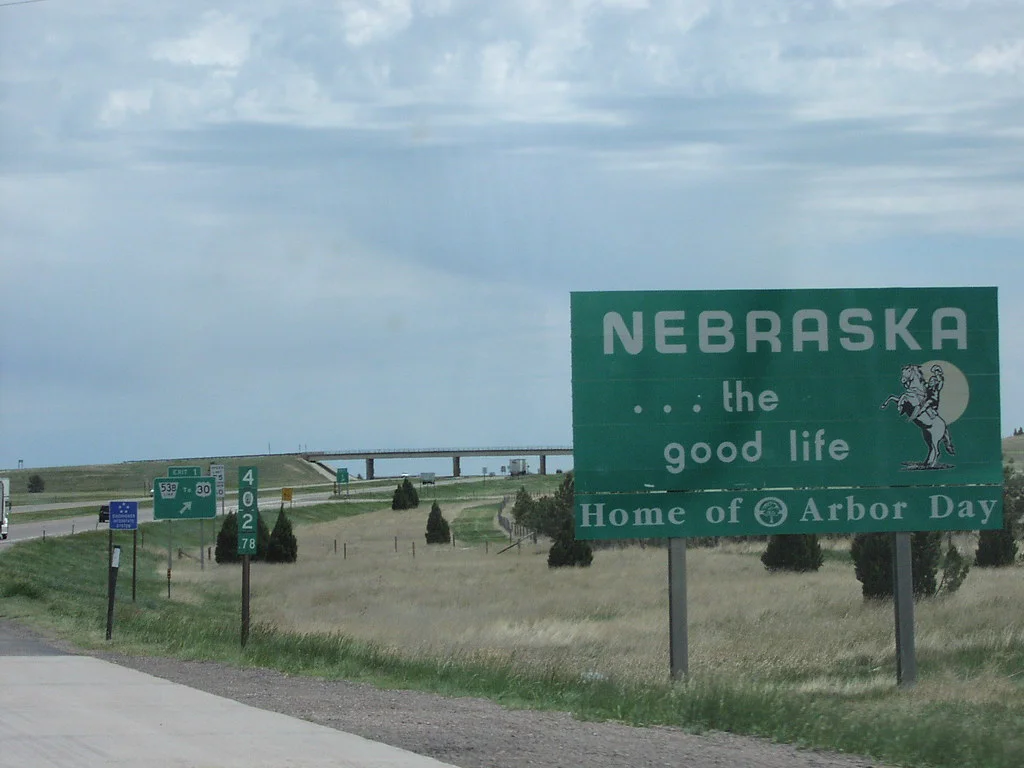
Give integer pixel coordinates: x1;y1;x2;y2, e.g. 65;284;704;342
168;466;201;478
570;287;1002;539
336;468;349;484
153;477;217;520
238;466;258;556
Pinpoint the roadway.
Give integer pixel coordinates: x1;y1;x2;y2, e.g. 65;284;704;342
0;621;455;768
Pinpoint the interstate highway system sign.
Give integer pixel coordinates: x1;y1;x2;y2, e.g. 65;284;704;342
153;477;217;520
570;287;1003;540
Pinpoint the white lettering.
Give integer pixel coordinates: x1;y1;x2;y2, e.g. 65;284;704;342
633;507;664;527
869;502;889;521
580;503;604;528
655;311;687;353
932;308;967;350
793;309;829;351
609;507;629;527
801;498;823;522
885;308;921;350
668;506;686;525
603;311;643;355
979;499;998;525
746;311;781;352
839;308;874;351
706;505;726;524
699;311;734;352
930;494;954;519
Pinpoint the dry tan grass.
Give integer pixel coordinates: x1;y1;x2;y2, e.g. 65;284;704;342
187;507;1024;704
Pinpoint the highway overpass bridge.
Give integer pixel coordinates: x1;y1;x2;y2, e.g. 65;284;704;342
301;446;573;480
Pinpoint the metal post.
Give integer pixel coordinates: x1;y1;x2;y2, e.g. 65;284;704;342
200;520;205;571
166;521;172;599
132;529;137;602
241;554;250;648
668;537;689;681
105;546;121;641
893;532;917;687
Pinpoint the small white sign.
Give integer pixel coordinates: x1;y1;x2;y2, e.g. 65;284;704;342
209;464;226;499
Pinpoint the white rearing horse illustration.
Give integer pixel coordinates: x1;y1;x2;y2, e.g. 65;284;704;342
880;363;956;468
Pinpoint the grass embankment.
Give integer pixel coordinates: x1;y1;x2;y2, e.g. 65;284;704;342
2;485;1022;768
3;455;327;506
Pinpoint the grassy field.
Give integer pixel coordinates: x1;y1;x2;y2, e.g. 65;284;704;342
1;455;328;504
1;456;1022;768
1003;434;1024;466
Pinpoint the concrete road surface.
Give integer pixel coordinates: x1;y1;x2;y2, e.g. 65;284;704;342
0;621;456;768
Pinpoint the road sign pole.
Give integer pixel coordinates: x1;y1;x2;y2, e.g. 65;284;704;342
241;555;250;648
668;537;688;680
105;545;121;641
893;533;917;687
167;520;172;599
132;529;137;602
200;520;205;571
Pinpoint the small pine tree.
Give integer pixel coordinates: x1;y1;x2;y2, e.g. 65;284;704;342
266;503;298;563
402;477;419;508
761;534;824;572
425;501;451;544
254;514;272;560
937;540;970;594
26;474;44;493
545;472;593;568
215;513;240;564
392;482;410;510
975;525;1018;567
851;532;942;599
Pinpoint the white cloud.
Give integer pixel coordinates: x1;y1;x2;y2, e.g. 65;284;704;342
151;11;252;70
338;0;414;47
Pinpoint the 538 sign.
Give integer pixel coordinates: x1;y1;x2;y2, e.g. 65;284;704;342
237;466;258;556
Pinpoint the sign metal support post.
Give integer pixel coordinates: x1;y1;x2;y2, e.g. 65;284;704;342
238;466;258;649
668;537;688;680
893;533;917;687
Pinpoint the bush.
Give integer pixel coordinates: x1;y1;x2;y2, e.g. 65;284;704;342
425;501;451;544
215;511;272;563
215;513;240;564
266;504;298;563
392;478;421;510
761;534;823;572
850;532;942;599
975;467;1020;567
938;540;970;594
547;532;594;567
26;474;44;493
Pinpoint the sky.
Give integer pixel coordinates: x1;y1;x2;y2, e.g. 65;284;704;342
2;0;1023;474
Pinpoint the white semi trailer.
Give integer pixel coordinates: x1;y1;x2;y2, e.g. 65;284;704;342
0;478;10;540
509;459;528;476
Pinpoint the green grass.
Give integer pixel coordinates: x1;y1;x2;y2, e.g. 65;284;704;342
451;504;508;544
3;459;1023;768
11;506;107;524
2;455;327;501
1004;434;1024;467
1;527;1021;768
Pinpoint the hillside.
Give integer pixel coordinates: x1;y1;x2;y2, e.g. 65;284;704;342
1005;434;1024;468
1;454;328;499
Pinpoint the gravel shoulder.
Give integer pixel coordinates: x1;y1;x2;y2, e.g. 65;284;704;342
89;651;892;768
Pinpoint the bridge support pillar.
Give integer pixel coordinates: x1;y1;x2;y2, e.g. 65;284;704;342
539;455;547;475
453;456;461;477
366;458;374;480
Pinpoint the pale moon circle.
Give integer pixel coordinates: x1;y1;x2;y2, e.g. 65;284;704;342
921;360;970;424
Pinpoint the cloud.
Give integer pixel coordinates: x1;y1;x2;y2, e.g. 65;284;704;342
151;11;253;70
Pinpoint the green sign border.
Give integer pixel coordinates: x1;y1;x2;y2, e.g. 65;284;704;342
571;287;1002;539
237;466;258;556
153;477;217;520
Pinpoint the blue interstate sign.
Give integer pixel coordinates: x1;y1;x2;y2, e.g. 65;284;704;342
109;500;138;530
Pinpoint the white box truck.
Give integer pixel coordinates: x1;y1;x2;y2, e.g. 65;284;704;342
0;477;10;540
509;459;527;476
420;472;436;485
